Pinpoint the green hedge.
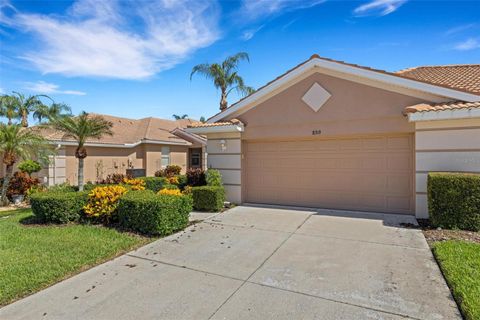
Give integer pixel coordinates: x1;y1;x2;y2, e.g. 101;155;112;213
137;177;168;192
117;190;193;235
428;172;480;231
191;186;225;212
30;191;89;223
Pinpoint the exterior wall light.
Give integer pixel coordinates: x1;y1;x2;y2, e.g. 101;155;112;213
220;139;227;151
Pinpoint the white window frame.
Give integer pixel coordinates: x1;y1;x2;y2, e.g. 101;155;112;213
161;146;170;168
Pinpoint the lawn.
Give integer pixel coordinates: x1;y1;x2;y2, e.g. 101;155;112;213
0;209;151;306
432;240;480;320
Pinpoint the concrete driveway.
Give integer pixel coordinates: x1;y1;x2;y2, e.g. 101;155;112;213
0;206;460;320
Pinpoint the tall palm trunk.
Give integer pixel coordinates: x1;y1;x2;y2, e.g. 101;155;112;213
1;164;13;206
21;111;28;127
78;157;85;191
220;87;228;111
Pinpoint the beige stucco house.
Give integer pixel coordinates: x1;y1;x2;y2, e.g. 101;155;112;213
187;55;480;218
36;115;206;185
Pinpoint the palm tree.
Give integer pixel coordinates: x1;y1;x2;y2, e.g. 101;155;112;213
48;112;113;191
173;114;188;120
33;102;72;123
0;95;19;125
191;52;255;111
12;92;51;127
0;124;52;205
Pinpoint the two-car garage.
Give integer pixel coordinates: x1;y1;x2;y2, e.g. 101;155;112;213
244;134;414;214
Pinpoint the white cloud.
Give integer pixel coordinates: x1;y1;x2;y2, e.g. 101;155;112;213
454;38;480;51
23;81;86;95
240;0;324;21
445;23;476;36
1;0;220;79
241;25;264;41
354;0;407;17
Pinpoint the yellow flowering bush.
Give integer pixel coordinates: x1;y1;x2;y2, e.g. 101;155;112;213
182;185;192;195
84;185;128;221
123;178;146;190
167;176;179;185
158;188;183;196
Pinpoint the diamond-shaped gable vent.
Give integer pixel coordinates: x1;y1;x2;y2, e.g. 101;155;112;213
302;83;331;112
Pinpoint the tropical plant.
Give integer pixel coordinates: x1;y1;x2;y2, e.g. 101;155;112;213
123;177;146;191
158;188;183;196
173;114;188;120
199;116;206;123
0;95;19;125
18;159;42;176
0;124;52;205
33;102;72;123
83;185;128;222
12;92;51;127
48;112;113;191
190;52;255;111
206;169;223;187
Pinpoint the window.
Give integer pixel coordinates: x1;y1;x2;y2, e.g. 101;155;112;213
191;153;200;167
161;146;170;168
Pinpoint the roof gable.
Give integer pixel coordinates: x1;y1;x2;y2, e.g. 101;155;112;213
208;55;480;123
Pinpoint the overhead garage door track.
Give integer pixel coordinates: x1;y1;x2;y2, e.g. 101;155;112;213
0;206;460;320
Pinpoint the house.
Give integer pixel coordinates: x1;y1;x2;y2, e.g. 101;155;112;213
37;114;206;185
187;55;480;218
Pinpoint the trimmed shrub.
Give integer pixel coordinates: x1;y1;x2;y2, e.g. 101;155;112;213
30;191;89;223
123;178;146;191
18;160;42;176
83;185;128;222
191;186;225;212
154;165;182;178
118;190;193;235
158;188;182;196
48;183;78;193
138;177;168;192
206;169;222;187
186;168;206;186
428;172;480;231
97;173;132;184
177;174;187;189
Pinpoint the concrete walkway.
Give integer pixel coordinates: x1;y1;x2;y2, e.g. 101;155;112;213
0;206;460;320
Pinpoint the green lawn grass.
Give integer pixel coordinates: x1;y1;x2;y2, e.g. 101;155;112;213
432;240;480;320
0;209;151;306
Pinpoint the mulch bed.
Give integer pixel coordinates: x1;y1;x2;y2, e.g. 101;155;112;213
422;228;480;244
402;219;480;244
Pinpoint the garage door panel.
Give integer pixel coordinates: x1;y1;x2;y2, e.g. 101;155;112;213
245;134;414;214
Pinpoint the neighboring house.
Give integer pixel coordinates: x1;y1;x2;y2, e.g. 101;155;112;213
35;114;206;185
187;55;480;218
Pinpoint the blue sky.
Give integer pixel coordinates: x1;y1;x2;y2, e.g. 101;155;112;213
1;0;479;121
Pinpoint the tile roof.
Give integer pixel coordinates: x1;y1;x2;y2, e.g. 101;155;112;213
396;65;480;94
404;101;480;114
188;119;243;128
40;114;200;145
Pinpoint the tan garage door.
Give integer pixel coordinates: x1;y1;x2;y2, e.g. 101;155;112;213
245;134;414;214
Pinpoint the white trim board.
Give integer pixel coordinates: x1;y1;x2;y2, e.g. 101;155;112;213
186;125;244;134
408;108;480;122
208;57;480;123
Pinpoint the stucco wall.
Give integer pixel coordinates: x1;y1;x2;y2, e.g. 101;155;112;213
414;118;480;218
237;72;434;141
62;144;189;185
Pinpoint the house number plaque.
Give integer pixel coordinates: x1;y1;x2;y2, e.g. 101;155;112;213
312;130;322;135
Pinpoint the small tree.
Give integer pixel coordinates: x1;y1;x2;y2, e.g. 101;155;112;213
0;95;19;125
0;124;52;205
12;92;51;127
33;102;72;123
191;52;255;111
48;112;113;191
18;160;42;176
173;114;188;120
